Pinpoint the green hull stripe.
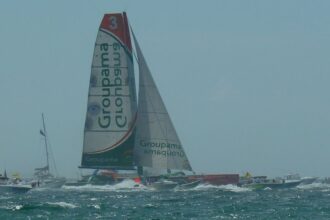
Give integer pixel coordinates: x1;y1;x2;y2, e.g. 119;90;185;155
82;129;136;168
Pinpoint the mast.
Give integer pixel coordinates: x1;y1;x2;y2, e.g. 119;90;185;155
41;113;50;172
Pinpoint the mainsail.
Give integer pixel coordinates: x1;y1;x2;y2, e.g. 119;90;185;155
132;32;192;171
81;12;192;172
81;13;137;169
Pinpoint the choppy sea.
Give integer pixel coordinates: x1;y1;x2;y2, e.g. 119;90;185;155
1;180;330;219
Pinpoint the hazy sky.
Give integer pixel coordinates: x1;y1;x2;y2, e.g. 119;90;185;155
1;1;330;178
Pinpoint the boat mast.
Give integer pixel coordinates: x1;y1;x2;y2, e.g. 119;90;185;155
41;113;50;172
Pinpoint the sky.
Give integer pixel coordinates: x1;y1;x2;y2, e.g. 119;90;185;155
0;0;330;178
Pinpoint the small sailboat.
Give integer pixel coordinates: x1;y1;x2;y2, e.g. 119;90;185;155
0;171;32;193
34;114;66;188
79;12;238;188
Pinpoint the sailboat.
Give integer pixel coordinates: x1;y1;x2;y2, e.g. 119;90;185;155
34;114;66;188
80;12;239;187
0;170;32;193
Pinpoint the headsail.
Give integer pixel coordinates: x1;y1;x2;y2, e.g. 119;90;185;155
132;32;192;171
81;13;137;169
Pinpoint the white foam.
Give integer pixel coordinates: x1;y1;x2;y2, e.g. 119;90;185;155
297;182;330;190
14;205;23;210
191;184;251;192
193;183;219;190
62;179;149;192
93;204;100;209
88;204;101;209
47;202;77;209
221;184;252;192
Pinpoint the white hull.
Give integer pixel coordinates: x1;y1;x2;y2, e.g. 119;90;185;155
0;184;32;193
177;180;202;189
150;180;178;190
300;177;317;185
38;177;66;188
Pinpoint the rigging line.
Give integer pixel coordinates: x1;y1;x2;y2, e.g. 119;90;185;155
128;23;140;106
47;135;59;177
128;24;139;64
41;113;50;171
42;114;59;177
133;47;138;63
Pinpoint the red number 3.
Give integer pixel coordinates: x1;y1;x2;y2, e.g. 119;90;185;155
109;16;118;30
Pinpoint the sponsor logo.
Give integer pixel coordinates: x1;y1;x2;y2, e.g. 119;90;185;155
139;140;185;158
98;41;127;129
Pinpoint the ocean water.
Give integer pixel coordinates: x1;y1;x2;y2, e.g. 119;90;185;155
1;180;330;219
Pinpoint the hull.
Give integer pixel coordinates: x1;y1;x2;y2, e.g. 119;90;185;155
188;174;239;186
145;174;239;186
64;180;89;187
40;177;66;188
300;177;317;185
64;175;92;187
244;180;302;190
64;172;140;186
0;184;32;193
64;182;87;187
321;177;330;184
150;180;178;190
64;174;238;188
177;180;202;189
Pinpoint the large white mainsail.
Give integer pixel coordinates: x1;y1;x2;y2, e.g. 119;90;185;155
81;13;137;169
132;32;192;172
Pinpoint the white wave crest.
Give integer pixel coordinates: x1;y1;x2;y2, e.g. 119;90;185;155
192;184;251;192
297;182;330;190
47;202;77;209
62;179;148;192
14;205;23;210
0;196;11;200
93;204;101;209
